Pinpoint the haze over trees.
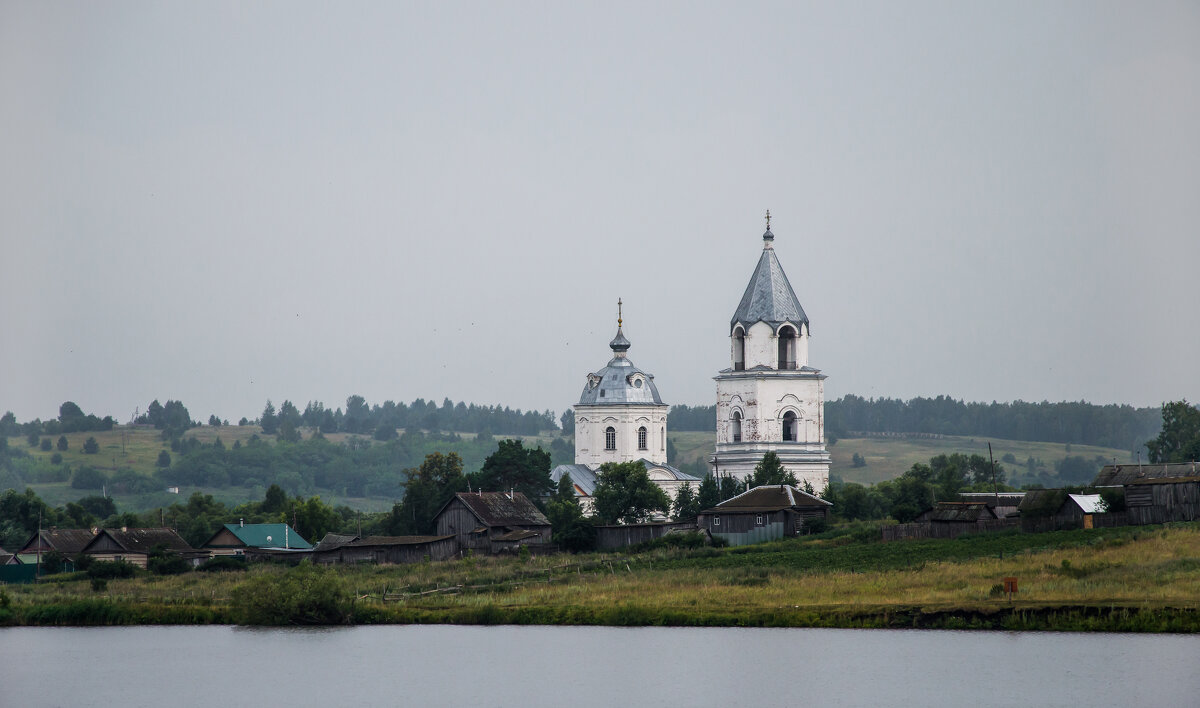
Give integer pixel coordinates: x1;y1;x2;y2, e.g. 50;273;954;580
667;396;1161;453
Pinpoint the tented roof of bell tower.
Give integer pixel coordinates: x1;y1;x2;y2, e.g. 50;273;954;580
730;228;809;333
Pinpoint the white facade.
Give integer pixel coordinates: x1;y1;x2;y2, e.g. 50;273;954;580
575;404;668;467
712;223;831;492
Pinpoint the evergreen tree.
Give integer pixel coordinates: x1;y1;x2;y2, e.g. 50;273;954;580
260;400;279;435
672;482;699;522
697;474;721;511
749;451;797;487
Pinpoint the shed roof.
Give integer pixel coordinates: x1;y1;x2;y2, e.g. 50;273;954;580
1017;489;1069;517
1067;494;1105;514
703;484;831;513
84;527;194;554
923;502;997;522
350;535;454;547
313;532;359;552
443;492;550;528
957;492;1026;508
1093;463;1200;487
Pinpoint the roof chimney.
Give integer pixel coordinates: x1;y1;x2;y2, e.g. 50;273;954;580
240;518;244;527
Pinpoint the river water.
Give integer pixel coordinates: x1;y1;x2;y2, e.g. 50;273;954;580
1;625;1196;707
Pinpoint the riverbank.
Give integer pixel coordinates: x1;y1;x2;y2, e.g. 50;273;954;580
5;523;1198;632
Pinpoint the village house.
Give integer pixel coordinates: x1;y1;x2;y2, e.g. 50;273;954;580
698;484;831;546
80;527;198;568
1094;462;1200;525
957;492;1025;519
16;528;97;568
201;521;312;557
434;491;551;554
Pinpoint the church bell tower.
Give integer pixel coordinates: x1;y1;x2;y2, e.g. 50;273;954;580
711;213;831;490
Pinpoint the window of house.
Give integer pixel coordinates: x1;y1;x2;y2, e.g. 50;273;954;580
605;427;616;450
713;515;721;527
755;514;764;526
638;426;647;450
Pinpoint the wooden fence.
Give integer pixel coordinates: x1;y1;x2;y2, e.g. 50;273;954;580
881;519;1019;542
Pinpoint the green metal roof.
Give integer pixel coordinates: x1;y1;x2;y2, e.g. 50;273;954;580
221;523;312;550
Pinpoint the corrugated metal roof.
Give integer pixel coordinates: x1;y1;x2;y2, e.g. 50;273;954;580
350;535;454;547
731;235;809;334
217;523;313;550
1068;494;1105;514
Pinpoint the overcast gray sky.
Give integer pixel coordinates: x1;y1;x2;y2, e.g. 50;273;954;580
2;2;1197;424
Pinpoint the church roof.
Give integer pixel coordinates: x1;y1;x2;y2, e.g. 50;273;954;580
731;230;809;333
577;322;664;406
551;461;700;497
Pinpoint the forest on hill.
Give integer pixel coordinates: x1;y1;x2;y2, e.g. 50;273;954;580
668;396;1162;453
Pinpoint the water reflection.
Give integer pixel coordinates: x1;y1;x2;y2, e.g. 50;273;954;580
1;625;1196;708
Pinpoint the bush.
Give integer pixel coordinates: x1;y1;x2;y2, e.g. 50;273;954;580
86;560;138;579
148;553;190;575
83;437;100;454
71;466;107;489
50;453;62;464
40;438;52;451
231;562;351;625
198;556;248;573
804;516;829;534
90;578;108;592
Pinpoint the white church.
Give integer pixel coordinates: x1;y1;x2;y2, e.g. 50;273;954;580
550;303;701;513
550;213;830;510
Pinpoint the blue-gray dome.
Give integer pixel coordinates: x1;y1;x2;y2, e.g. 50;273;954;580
577;327;664;405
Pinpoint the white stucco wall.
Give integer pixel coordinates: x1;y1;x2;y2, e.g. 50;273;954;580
575;404;668;467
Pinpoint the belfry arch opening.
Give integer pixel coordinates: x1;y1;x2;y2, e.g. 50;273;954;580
732;411;742;443
733;326;746;371
782;411;797;442
777;325;797;370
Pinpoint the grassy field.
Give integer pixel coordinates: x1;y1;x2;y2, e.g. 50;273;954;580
667;430;1129;485
5;523;1198;631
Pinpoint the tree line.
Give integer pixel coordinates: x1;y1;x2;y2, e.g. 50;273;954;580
665;395;1162;452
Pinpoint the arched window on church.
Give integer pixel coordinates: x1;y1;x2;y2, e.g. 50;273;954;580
637;426;648;450
605;426;616;450
778;325;797;370
733;326;746;371
782;411;797;442
661;427;665;451
732;411;742;443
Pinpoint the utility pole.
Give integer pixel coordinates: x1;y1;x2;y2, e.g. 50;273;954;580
988;442;1000;508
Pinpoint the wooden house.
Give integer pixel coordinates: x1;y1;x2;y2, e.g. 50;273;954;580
434;491;551;554
202;522;312;557
697;485;831;547
17;528;96;560
81;527;196;568
957;492;1025;519
1094;463;1200;524
311;534;458;565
